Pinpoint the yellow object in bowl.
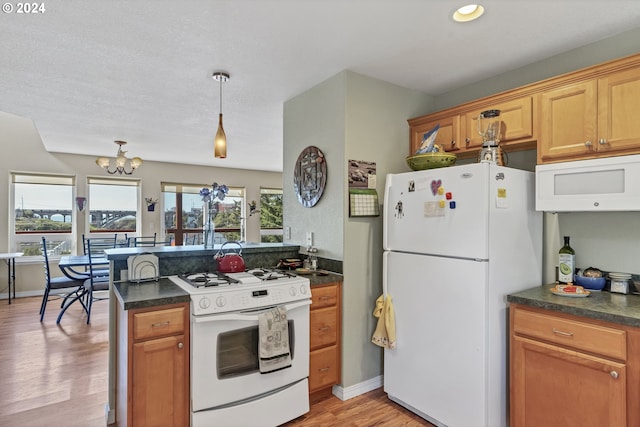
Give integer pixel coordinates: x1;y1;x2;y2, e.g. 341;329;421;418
406;152;457;171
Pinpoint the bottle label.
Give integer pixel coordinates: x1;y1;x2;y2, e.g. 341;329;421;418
558;254;575;283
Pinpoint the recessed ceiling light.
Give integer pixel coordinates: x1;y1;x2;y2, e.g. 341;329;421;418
453;4;485;22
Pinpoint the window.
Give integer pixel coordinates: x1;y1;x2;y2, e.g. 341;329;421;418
162;183;245;246
260;188;283;243
87;177;140;237
11;173;74;257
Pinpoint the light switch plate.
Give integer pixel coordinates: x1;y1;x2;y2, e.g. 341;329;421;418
306;231;313;246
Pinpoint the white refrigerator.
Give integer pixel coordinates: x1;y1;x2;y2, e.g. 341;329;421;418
382;162;542;427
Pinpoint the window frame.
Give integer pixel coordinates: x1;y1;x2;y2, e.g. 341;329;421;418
10;172;76;259
85;176;141;239
162;182;245;246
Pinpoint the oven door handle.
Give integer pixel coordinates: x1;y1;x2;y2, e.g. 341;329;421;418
193;299;311;323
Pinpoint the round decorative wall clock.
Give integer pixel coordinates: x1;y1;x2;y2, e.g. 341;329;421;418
293;146;327;208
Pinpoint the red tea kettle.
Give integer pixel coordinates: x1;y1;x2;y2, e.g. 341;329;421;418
215;241;245;273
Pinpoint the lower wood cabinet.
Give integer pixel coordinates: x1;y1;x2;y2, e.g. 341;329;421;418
510;304;640;427
309;282;342;399
116;302;190;427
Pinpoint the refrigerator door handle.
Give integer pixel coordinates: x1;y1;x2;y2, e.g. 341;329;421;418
382;251;389;297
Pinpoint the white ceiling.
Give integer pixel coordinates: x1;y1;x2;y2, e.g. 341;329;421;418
3;0;640;172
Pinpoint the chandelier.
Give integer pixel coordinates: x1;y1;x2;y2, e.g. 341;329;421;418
213;71;230;158
95;140;143;175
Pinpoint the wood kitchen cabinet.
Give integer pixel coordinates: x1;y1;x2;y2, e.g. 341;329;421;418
539;65;640;163
464;96;535;151
409;114;462;155
510;304;640;427
408;95;537;161
116;302;190;427
309;281;342;400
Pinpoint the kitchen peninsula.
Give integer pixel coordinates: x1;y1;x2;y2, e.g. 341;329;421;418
105;243;343;426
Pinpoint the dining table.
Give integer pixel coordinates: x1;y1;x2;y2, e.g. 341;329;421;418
58;255;109;280
56;255;110;324
0;252;24;304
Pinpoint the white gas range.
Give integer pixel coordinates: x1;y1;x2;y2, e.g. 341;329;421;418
169;268;311;427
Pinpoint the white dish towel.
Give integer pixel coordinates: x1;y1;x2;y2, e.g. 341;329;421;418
259;306;292;374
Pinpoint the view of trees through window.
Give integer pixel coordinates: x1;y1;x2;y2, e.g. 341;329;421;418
260;188;283;243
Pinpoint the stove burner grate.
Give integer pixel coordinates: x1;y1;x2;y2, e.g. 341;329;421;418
180;272;239;288
247;267;297;280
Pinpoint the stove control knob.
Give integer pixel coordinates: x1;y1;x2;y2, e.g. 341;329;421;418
300;285;308;295
216;295;227;307
199;296;211;309
289;287;297;297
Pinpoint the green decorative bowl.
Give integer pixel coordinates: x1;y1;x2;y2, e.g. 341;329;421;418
406;152;457;171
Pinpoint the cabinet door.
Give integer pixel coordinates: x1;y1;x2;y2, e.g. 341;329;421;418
309;345;339;393
465;96;535;150
539;81;597;162
597;67;640;154
132;335;188;427
511;335;626;427
410;115;461;154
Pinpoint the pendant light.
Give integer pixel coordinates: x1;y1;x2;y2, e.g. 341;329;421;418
213;72;230;158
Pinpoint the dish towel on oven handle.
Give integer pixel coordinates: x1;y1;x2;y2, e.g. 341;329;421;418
372;294;396;349
258;306;292;374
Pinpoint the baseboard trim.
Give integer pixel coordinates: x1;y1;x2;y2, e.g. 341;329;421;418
105;403;115;425
0;290;46;300
331;375;383;401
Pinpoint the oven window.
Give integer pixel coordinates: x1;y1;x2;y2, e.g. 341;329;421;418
217;320;295;379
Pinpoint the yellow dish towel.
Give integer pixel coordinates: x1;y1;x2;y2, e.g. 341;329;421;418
372;294;396;349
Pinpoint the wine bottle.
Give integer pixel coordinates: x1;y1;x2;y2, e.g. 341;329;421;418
558;236;575;284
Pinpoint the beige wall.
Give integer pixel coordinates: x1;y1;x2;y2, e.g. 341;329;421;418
1;110;282;296
284;70;434;389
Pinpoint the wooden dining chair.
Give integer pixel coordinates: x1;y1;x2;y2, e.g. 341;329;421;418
39;237;84;322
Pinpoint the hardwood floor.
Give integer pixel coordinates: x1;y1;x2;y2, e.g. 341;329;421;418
0;296;108;427
283;389;435;427
0;296;434;427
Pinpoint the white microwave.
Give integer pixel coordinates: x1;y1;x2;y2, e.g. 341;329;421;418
536;154;640;212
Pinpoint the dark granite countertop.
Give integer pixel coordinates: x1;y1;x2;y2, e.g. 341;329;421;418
114;278;190;310
508;284;640;328
304;271;343;286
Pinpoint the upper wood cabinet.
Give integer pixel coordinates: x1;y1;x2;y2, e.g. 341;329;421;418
465;96;535;150
408;53;640;164
539;67;640;163
538;81;598;162
409;114;461;155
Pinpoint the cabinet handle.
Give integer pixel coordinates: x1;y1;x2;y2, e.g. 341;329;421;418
152;321;170;328
178;342;184;349
599;138;607;145
552;328;573;337
452;140;457;146
584;140;593;147
465;138;470;143
610;371;619;379
319;296;331;301
319;367;330;372
318;326;330;332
